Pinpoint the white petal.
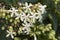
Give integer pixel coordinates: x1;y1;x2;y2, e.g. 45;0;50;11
43;5;47;8
7;30;10;33
6;34;10;37
15;17;19;19
13;32;16;34
8;10;12;12
25;2;28;7
11;13;14;17
21;17;24;21
11;34;14;38
12;7;15;10
15;13;19;16
34;34;37;40
29;3;33;7
32;18;35;23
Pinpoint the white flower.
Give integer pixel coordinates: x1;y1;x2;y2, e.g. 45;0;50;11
22;14;30;23
15;12;25;20
22;22;32;28
6;30;16;38
23;2;32;13
22;22;32;34
38;15;42;23
15;12;30;23
23;2;32;9
38;5;47;14
29;12;39;23
37;11;43;22
23;27;31;34
15;13;21;19
8;7;18;17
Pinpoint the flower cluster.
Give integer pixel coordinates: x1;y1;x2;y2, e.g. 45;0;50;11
5;2;47;38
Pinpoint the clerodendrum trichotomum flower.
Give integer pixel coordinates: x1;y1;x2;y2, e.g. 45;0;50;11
8;7;18;17
4;2;47;39
6;30;16;38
